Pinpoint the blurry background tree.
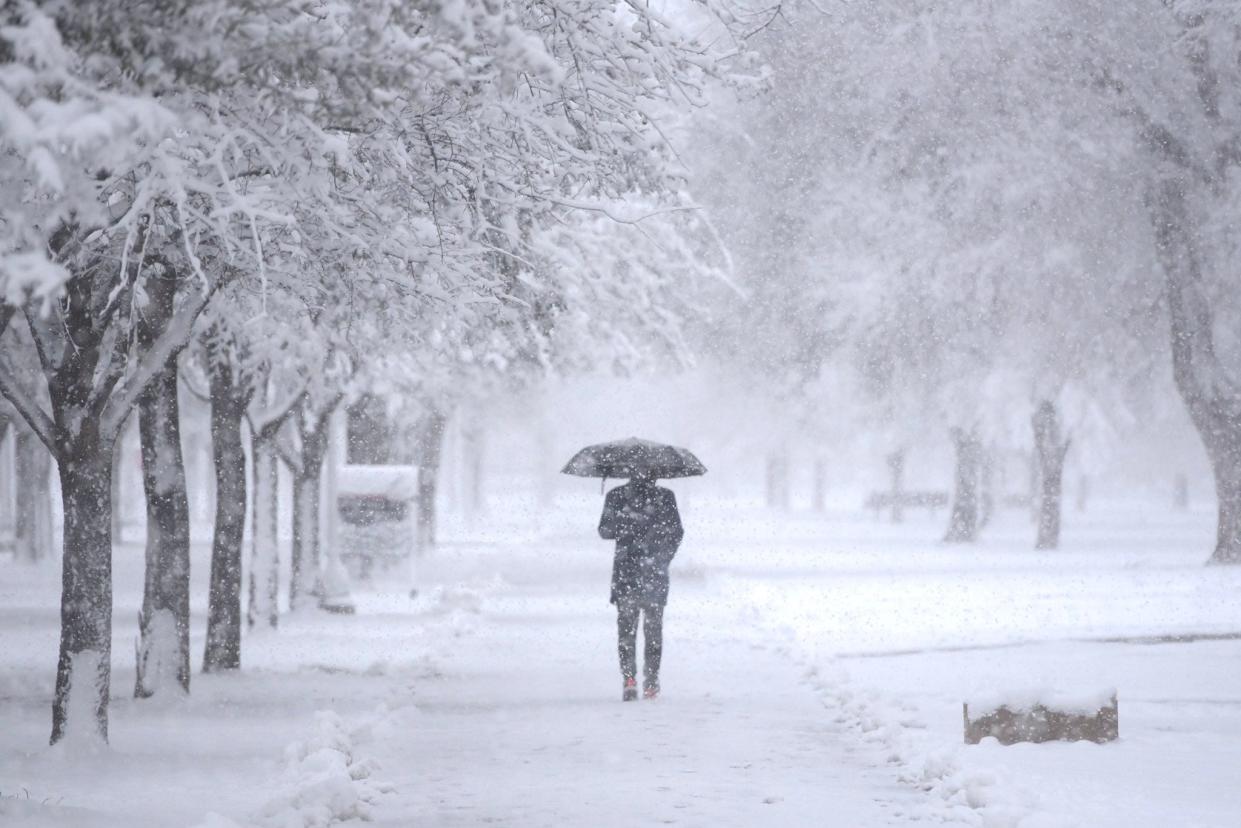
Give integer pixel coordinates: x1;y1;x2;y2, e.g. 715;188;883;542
688;0;1211;554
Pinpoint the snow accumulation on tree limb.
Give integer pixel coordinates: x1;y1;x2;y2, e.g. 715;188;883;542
178;361;211;403
274;430;302;476
0;352;60;457
92;298;137;414
21;308;69;376
100;284;217;442
249;382;310;443
277;386;344;475
0;305;59;452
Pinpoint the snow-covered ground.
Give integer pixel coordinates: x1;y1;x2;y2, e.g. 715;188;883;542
2;496;1239;826
719;504;1241;827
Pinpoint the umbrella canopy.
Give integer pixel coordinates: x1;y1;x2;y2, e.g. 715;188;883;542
561;437;707;480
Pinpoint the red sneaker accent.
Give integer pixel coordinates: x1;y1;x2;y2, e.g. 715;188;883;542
623;678;638;702
643;687;659;700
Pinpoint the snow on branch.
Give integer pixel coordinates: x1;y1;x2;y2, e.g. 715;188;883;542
100;284;218;442
249;382;310;444
0;352;60;457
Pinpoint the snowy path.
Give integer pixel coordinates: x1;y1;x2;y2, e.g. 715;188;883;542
7;505;1238;827
367;579;912;827
0;534;911;828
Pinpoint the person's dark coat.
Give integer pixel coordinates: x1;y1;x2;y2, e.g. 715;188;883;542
598;480;684;606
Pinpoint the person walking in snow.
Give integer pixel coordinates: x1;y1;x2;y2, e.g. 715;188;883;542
598;472;684;701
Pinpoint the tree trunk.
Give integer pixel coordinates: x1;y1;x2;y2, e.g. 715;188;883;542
318;417;355;613
248;440;280;627
1148;176;1241;563
111;429;126;546
979;445;996;529
812;456;827;513
1212;458;1241;563
1027;450;1040;523
203;361;247;672
133;268;192;697
944;427;982;543
886;450;906;523
1032;400;1071;550
134;360;191;697
50;430;114;745
0;416;11;553
462;421;485;517
14;427;53;562
290;421;329;609
1173;473;1189;511
291;467;321;608
765;451;790;511
414;408;447;555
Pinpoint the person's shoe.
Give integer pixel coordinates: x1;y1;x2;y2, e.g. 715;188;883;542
622;678;638;702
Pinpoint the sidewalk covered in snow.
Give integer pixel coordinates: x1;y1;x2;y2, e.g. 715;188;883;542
4;502;1241;827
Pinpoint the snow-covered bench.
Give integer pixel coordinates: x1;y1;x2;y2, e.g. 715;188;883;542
864;490;949;517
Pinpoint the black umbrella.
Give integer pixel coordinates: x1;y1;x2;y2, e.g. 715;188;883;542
561;437;707;482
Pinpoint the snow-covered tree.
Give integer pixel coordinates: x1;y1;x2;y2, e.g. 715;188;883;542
2;0;760;743
691;1;1186;549
1080;3;1241;563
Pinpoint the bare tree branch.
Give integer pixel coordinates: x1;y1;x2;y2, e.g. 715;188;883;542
1093;63;1213;182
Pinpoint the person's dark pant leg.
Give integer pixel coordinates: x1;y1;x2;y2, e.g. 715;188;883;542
617;600;640;681
642;602;664;690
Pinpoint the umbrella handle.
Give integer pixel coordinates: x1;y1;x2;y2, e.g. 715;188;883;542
601;476;606;495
